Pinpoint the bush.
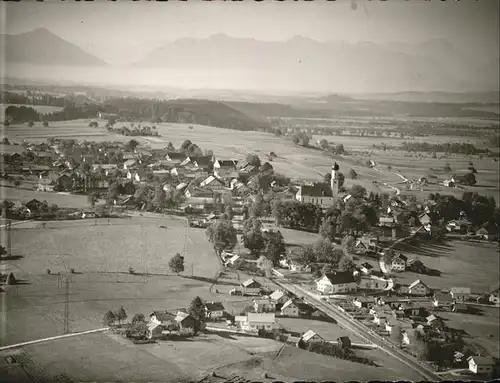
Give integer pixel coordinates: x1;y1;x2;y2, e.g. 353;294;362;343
47;268;51;274
128;266;135;274
70;268;75;274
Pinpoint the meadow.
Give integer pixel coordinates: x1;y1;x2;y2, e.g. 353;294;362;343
393;239;500;293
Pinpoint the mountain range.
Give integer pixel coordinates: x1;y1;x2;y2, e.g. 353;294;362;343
2;29;499;94
1;28;107;67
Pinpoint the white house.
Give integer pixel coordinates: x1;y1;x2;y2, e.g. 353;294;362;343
123;159;137;170
253;298;276;313
447;287;470;301
316;272;357;295
204;302;225;319
241;278;261;296
235;313;276;332
408;279;432;296
300;330;324;345
280;299;300;317
373;312;387;326
224;254;240;267
390;253;408;273
295;183;336;207
360;262;374;275
467;356;495;375
269;290;289;305
200;175;226;191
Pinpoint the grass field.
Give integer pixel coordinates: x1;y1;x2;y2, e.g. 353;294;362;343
0;185;91;208
214;343;425;381
393;239;500;293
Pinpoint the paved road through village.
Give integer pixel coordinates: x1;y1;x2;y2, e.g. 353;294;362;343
274;279;442;382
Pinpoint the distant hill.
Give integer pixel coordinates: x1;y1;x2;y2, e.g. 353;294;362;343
1;28;107;67
350;91;500;104
137;35;499;94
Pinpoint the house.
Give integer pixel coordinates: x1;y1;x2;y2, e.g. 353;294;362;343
385;318;413;334
432;291;454;309
123;152;136;160
213;160;238;174
353;237;378;255
253;298;276;313
36;178;54;192
236;313;276;332
402;329;416;345
191;156;213;171
489;286;500;304
300;330;324;345
204;302;225;320
353;296;373;309
426;314;439;325
176;182;188;192
200;175;226;191
241;278;261;296
446;219;472;233
269;290;289;305
150;149;167;161
173;311;198;333
123;159;137;170
337;336;352;349
360;262;374;275
397;302;431;318
419;213;432;226
450;287;471;302
166;153;187;165
295;183;335;207
408;279;432;296
289;260;307;272
379;216;396;227
316;271;357;295
280;299;300;317
467;356;495;375
373;312;387;326
224;254;240;267
390;253;408;272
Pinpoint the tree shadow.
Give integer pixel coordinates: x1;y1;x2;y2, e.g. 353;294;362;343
183;275;239;286
216;332;237;340
11;279;31;285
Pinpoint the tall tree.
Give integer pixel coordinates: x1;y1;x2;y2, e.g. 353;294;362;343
263;230;286;266
115;306;127;325
338;256;355;272
319;216;337;242
188;296;205;321
205;220;238;254
246;153;261;167
103;310;116;326
169;253;185;275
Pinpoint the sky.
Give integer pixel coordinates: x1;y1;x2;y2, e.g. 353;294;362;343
4;0;500;65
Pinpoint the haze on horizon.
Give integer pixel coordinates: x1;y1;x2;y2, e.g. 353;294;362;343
3;0;500;94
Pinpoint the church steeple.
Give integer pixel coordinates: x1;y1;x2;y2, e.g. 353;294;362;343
331;162;340;196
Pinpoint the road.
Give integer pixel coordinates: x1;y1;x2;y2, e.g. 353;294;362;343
274;279;441;381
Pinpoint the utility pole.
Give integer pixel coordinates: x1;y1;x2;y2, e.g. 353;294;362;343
64;276;70;334
7;220;11;257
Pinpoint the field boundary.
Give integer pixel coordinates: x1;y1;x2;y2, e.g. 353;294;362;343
0;327;109;351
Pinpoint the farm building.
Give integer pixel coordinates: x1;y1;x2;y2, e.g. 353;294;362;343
241;278;261;296
204;302;225;320
235;313;276;332
200;175;226;191
432;291;454;309
359;262;374;275
316;271;357;294
337;336;352;349
269;290;289;305
390;253;408;272
299;330;324;345
449;287;471;302
253;298;276;313
165;153;187;165
353;296;373;309
280;299;299;317
407;279;432;296
467;356;495;375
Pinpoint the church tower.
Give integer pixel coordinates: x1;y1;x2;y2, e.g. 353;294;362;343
331;162;340;196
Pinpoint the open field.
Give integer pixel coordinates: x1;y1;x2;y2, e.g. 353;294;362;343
439;306;500;358
214;343;425;381
393;239;500;293
0;185;91;208
276;317;365;343
0;332;282;382
0;104;64;115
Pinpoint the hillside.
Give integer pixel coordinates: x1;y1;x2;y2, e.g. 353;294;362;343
1;28;107;67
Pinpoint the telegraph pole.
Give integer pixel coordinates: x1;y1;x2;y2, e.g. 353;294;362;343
64;276;70;334
7;220;11;257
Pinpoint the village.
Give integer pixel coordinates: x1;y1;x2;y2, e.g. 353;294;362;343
1;128;499;381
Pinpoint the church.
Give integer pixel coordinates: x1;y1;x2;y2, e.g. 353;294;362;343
295;162;343;208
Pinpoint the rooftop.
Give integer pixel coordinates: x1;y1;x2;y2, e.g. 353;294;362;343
323;271;356;285
299;183;333;198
